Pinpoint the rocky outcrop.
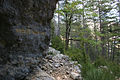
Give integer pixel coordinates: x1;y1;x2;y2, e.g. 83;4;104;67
0;0;58;62
0;0;58;79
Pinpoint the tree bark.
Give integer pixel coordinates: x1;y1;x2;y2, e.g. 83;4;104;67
108;41;110;59
65;12;69;50
65;14;72;50
112;39;116;61
57;1;60;36
98;0;106;56
65;0;69;50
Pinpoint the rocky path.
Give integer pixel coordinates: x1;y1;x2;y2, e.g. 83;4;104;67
40;47;82;80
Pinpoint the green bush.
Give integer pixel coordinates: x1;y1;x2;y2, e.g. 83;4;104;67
81;57;116;80
65;48;93;78
107;62;120;78
94;56;120;78
84;67;115;80
65;50;119;80
51;36;64;53
65;48;84;63
94;56;107;67
81;61;94;77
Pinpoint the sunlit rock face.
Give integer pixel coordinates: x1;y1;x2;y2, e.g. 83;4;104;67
0;0;58;60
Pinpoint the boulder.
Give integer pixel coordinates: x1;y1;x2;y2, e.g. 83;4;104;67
0;0;58;61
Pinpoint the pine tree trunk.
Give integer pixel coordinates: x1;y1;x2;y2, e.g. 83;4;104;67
98;0;106;56
112;40;115;61
57;1;60;36
93;17;98;58
108;41;110;59
111;42;113;60
65;0;69;50
65;14;69;50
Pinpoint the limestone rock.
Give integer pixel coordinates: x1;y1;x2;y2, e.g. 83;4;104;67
0;0;58;79
0;0;58;61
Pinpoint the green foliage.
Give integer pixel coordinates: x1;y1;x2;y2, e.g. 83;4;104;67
51;36;64;53
84;67;115;80
55;10;65;16
82;56;117;80
65;48;92;78
81;61;93;78
107;62;120;78
65;48;90;62
65;48;83;62
95;31;105;37
65;49;119;80
93;56;120;79
94;56;107;67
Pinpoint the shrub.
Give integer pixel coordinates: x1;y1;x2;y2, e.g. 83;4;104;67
64;48;92;78
65;48;120;80
94;56;107;67
94;56;120;78
84;67;115;80
65;48;84;63
51;36;64;53
107;62;120;78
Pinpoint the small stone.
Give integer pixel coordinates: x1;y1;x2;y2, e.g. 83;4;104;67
46;47;61;55
70;61;75;65
74;61;78;64
46;55;53;60
41;66;47;70
70;72;80;80
49;60;53;63
60;63;64;66
74;66;81;73
66;71;69;74
78;64;82;68
50;70;53;73
54;63;60;68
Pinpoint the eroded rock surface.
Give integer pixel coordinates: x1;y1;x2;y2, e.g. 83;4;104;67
0;0;58;79
0;0;58;61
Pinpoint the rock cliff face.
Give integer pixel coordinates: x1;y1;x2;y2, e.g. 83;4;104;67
0;0;58;61
0;0;58;79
